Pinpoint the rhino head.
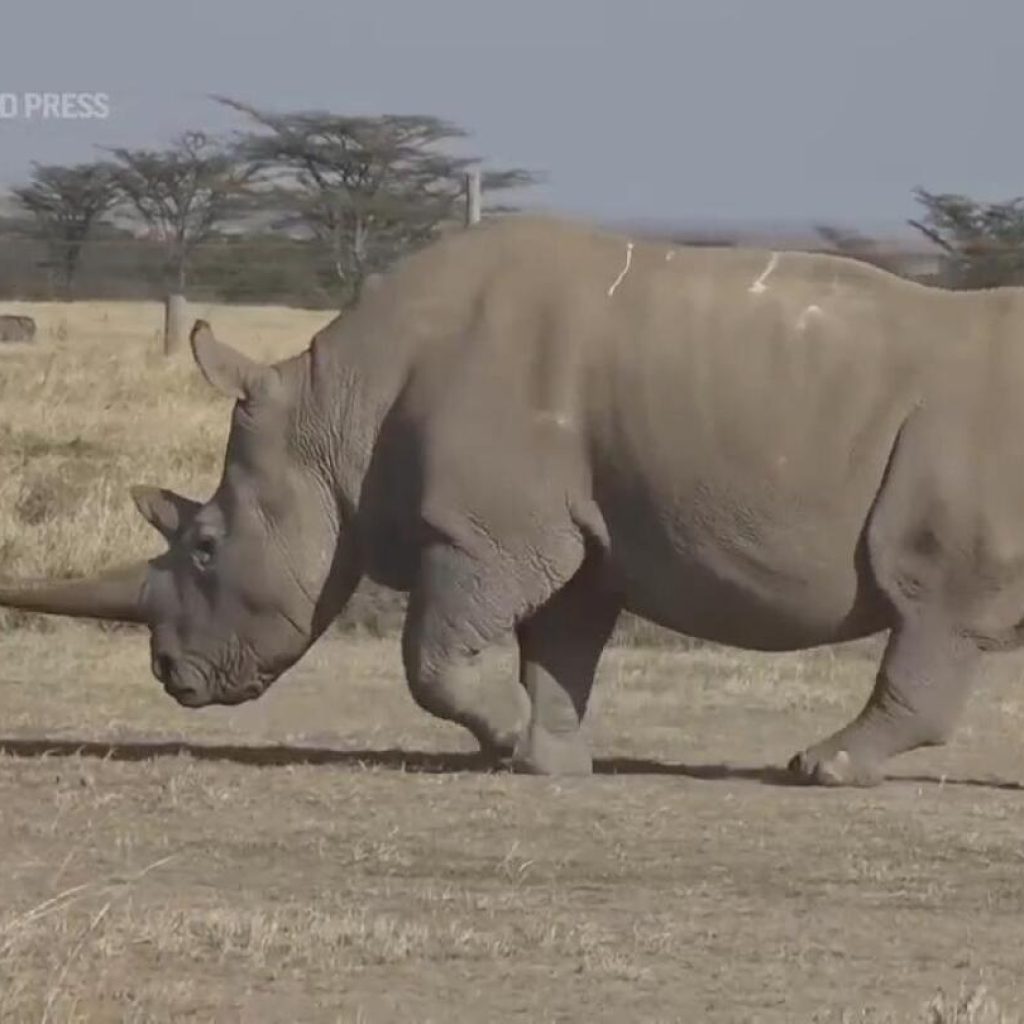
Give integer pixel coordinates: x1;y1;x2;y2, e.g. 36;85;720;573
0;321;360;707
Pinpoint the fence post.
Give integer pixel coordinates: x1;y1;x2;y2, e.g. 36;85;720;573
465;168;482;227
163;293;187;356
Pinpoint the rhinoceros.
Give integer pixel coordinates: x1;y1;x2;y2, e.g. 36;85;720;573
0;314;36;343
1;216;1018;785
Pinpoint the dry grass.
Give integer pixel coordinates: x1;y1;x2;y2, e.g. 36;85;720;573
0;299;332;585
1;627;1024;1021
3;301;1024;1020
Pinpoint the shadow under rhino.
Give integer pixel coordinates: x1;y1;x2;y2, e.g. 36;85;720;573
0;736;1020;792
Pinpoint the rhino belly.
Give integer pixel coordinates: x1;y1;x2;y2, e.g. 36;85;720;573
604;488;890;651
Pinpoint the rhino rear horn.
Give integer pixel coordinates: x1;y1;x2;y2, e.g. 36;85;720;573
131;486;200;541
0;560;149;623
190;320;271;401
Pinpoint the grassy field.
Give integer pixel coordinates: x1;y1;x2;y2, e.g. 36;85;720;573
2;303;1024;1021
0;299;332;584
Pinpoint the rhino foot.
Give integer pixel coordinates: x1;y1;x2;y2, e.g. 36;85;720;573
474;727;523;765
510;727;593;777
787;747;884;788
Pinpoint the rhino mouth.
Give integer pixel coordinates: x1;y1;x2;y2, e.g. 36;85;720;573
162;661;272;708
165;678;267;708
163;680;207;708
212;680;267;706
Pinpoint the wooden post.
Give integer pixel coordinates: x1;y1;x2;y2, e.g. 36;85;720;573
465;168;482;227
163;293;187;356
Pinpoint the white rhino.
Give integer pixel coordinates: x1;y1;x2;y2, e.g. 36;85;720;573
1;217;1018;785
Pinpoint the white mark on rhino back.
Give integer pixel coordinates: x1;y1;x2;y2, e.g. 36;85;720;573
796;304;824;331
665;250;676;261
748;252;780;295
607;242;635;297
536;410;573;429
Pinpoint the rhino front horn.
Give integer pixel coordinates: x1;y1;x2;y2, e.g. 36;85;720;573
0;560;150;623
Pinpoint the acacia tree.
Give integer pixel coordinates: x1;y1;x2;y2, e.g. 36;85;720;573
908;187;1024;289
812;223;925;278
215;96;538;305
815;224;882;262
108;131;255;292
13;162;118;298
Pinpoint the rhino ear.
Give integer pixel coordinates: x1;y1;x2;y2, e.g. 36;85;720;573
131;486;201;541
190;320;269;401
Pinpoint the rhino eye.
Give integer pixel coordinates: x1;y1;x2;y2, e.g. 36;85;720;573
192;535;217;571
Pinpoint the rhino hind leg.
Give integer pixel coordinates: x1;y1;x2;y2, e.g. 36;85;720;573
788;614;979;786
511;556;621;776
401;541;533;759
789;407;990;785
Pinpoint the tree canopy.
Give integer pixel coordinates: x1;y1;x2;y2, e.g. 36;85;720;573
107;131;257;291
908;187;1024;288
13;162;119;298
216;96;539;304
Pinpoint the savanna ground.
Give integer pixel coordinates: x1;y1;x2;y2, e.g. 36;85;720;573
1;302;1023;1022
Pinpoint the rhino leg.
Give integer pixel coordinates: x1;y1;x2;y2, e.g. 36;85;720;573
402;407;607;759
401;541;533;758
789;408;990;786
511;558;621;776
789;615;979;786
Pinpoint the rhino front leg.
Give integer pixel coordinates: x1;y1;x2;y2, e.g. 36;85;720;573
511;558;621;776
401;542;532;759
789;615;979;786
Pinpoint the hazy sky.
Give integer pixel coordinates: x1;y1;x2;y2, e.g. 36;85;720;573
1;0;1021;232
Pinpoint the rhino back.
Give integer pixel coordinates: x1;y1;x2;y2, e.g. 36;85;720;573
575;240;968;646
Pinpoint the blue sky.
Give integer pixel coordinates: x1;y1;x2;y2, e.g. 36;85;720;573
1;0;1021;233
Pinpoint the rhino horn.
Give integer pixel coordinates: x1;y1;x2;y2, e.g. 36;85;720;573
0;560;150;623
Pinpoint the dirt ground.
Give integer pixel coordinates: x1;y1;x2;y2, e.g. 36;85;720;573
1;626;1022;1022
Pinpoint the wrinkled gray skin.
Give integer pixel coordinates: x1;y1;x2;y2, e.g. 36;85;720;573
4;216;1024;786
